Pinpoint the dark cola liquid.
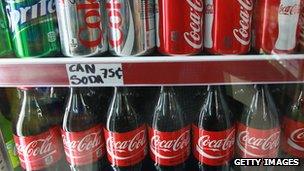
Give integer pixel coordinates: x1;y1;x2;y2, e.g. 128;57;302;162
194;86;234;171
35;87;67;128
105;87;145;171
174;86;207;126
236;85;280;171
84;87;114;123
63;88;105;171
127;87;160;124
239;85;279;130
150;87;189;171
13;89;66;171
278;84;304;171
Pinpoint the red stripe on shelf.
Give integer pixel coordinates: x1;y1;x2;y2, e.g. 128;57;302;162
0;64;69;86
0;59;303;86
122;59;304;85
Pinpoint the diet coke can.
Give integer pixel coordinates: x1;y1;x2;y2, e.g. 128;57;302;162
56;0;108;57
253;0;301;54
156;0;204;55
204;0;254;54
106;0;155;56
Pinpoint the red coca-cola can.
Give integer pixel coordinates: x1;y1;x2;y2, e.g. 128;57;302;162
253;0;302;54
204;0;254;54
156;0;204;55
298;1;304;52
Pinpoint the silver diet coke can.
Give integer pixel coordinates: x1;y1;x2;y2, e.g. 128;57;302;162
56;0;108;57
106;0;156;56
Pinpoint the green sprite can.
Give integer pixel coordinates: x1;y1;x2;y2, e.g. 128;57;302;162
4;0;60;58
0;0;14;57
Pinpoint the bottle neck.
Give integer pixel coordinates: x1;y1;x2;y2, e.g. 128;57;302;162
20;89;42;117
204;86;224;114
158;86;178;116
66;87;89;115
290;85;304;120
248;85;278;125
199;86;230;122
106;87;140;132
107;87;135;118
15;89;47;136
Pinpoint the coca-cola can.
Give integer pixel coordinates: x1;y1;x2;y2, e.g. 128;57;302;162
56;0;108;57
204;0;254;54
253;0;301;54
298;1;304;52
106;0;155;56
156;0;204;55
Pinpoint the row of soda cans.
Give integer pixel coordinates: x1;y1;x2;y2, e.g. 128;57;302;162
0;0;304;58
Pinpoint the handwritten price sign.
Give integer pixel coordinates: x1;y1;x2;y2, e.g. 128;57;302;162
66;64;124;86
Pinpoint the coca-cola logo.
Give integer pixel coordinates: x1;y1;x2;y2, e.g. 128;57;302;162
150;131;190;153
287;128;304;152
77;0;104;48
106;0;124;47
184;0;203;49
279;4;300;15
62;131;103;153
197;130;235;152
237;131;280;151
15;135;55;158
290;128;304;143
282;118;304;157
233;0;253;45
106;130;146;155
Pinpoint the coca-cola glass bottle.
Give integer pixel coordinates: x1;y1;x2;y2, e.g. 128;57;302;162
148;86;191;171
104;87;147;171
35;87;67;129
192;86;235;171
13;88;66;171
236;85;280;171
281;84;304;166
62;88;106;171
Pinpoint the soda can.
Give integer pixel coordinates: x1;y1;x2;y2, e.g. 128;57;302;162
0;0;13;58
56;0;108;57
106;0;155;56
298;0;304;52
5;0;61;58
156;0;203;55
204;0;254;54
253;0;301;54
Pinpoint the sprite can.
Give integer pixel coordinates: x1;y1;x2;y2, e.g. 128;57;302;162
0;0;14;57
4;0;61;58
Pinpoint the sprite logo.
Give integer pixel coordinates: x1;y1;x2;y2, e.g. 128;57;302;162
5;0;56;32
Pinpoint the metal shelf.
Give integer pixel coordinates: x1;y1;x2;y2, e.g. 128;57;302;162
0;54;303;87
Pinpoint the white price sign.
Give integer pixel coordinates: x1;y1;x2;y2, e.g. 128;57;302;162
66;64;124;86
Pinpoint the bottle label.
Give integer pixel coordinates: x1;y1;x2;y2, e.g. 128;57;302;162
192;125;235;166
61;124;106;166
148;125;191;166
104;125;147;167
236;122;280;158
13;127;63;170
6;139;20;168
281;116;304;158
